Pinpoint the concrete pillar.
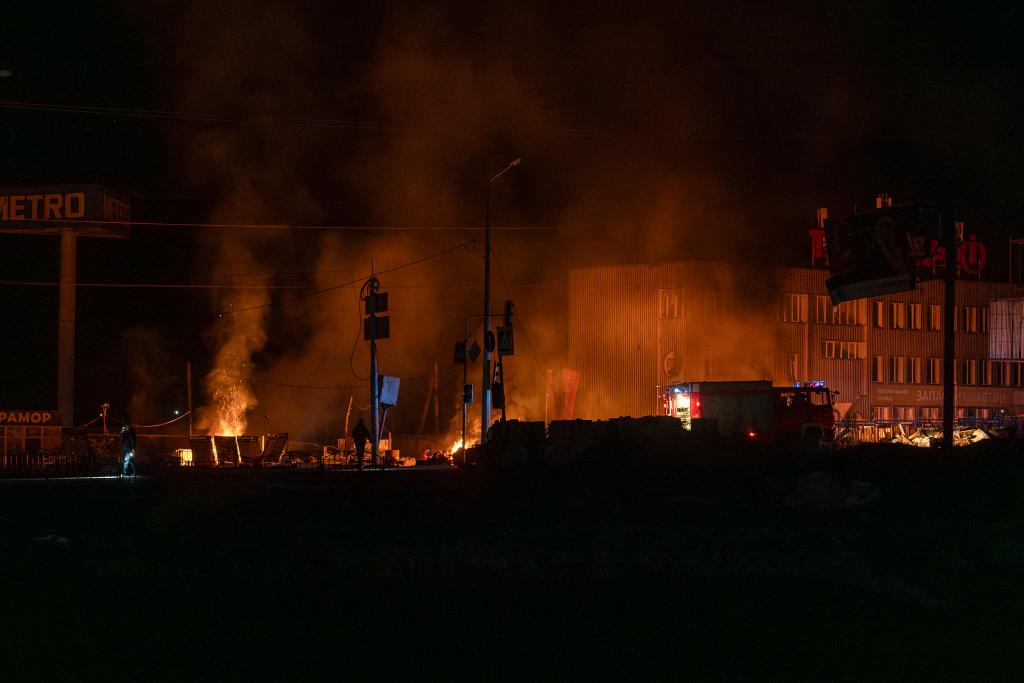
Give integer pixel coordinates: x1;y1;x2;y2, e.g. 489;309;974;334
58;229;76;428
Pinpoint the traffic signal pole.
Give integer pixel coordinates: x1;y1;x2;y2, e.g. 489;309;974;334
481;158;520;443
942;211;956;449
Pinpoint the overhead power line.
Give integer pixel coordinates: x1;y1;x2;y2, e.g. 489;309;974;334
0;280;308;290
220;239;475;316
214;370;438;392
0;99;409;131
0;99;602;136
0;216;577;231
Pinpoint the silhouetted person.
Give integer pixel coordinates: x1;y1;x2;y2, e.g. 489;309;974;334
120;423;137;477
352;418;370;469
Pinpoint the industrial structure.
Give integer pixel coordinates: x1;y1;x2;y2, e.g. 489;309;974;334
568;256;1024;425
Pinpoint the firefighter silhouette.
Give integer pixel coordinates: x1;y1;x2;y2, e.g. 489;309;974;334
351;418;370;468
120;422;137;476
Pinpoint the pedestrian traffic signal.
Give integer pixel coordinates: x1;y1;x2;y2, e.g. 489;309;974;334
497;326;514;355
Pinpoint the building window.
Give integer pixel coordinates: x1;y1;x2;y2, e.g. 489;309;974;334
814;296;829;324
999;362;1011;387
831;300;866;326
920;407;941;420
960;359;978;385
872;356;885;383
781;294;808;323
981;308;989;333
963;306;978;333
873;301;886;328
787;353;799;383
909;357;922;384
927;358;942;384
872;405;892;420
658;289;682;318
980;360;992;386
889;356;906;383
909;303;923;330
842;341;865;359
894;406;916;421
824;341;865;360
890;302;906;329
929;304;942;331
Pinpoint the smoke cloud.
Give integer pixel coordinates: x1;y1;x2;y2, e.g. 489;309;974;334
139;1;885;440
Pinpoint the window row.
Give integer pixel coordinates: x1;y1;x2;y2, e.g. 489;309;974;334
872;356;940;384
870;406;1007;420
872;302;988;333
870;357;1024;386
783;295;992;334
784;295;866;325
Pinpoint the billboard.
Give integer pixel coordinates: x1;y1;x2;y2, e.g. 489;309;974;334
0;184;129;238
825;205;937;305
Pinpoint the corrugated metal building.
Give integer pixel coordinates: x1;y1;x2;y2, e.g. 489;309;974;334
568;261;1023;420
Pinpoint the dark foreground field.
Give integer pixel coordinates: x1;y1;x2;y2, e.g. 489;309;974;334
3;441;1024;680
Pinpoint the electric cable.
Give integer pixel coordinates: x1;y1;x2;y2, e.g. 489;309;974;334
219;238;473;316
493;252;569;417
0;280;308;290
135;411;191;429
0;99;602;137
212;371;432;392
0;216;573;231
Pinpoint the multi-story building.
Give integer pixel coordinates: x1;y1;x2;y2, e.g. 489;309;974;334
567;260;1023;422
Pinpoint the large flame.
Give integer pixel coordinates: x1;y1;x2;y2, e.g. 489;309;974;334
207;371;253;436
199;310;266;437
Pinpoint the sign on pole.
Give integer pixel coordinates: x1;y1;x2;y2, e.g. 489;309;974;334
825;205;937;305
497;326;514;356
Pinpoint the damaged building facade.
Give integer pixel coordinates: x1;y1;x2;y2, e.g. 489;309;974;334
568;260;1023;422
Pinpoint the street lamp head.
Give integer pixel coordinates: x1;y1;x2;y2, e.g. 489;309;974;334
490;157;523;183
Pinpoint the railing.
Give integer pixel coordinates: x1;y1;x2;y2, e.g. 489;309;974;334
834;416;1024;446
0;449;120;477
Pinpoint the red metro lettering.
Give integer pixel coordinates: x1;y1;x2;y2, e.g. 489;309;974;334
0;192;86;221
958;234;987;276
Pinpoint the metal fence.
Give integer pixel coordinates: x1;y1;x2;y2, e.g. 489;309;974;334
0;448;121;477
834;416;1024;446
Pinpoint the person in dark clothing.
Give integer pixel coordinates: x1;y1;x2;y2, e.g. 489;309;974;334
120;423;137;477
351;418;371;469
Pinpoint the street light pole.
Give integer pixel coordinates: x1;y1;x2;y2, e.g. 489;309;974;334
481;158;521;443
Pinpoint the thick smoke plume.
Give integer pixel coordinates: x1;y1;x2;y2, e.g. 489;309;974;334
144;2;885;439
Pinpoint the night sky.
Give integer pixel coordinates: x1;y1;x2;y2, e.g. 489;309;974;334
2;0;1023;432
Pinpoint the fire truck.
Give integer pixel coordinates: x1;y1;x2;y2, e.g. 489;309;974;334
662;380;835;442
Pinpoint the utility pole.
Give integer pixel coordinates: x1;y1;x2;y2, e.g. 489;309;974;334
186;361;193;437
942;210;957;449
481;158;521;443
369;278;380;468
433;360;440;434
362;275;390;467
